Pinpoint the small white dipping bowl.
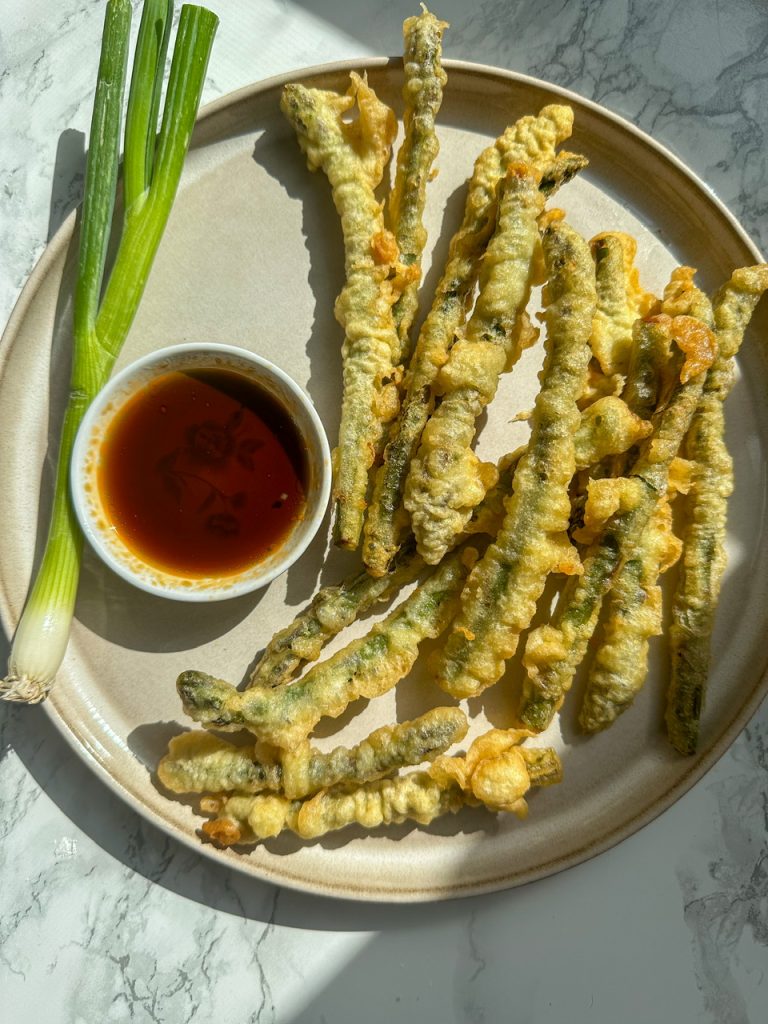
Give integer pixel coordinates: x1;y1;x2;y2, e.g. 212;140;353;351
71;343;331;601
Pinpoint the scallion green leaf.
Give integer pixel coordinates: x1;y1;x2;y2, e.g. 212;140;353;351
124;0;174;211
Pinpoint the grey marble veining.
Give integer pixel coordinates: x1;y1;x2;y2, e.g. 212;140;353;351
1;1;767;1021
677;719;768;1024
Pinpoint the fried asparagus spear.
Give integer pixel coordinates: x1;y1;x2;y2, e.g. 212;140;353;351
519;296;717;732
578;492;682;731
433;216;595;700
666;264;768;754
250;391;652;699
575;272;694;731
568;235;657;535
404;164;546;564
248;457;520;691
362;106;579;576
177;547;475;749
248;541;423;690
158;707;468;798
250;451;533;693
589;232;655;381
389;7;448;362
200;729;562;844
281;74;399;550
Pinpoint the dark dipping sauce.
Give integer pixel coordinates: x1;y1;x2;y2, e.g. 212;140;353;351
98;368;308;577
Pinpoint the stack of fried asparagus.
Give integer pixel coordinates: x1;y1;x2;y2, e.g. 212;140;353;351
160;7;768;846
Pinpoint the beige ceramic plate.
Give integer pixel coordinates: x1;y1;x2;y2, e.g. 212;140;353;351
2;60;767;902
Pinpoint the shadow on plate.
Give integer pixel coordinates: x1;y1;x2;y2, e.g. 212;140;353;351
74;544;265;654
47;128;86;242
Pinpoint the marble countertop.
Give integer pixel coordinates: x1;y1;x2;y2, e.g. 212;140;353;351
1;1;766;1020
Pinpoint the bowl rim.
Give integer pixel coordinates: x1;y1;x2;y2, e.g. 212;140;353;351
70;341;332;602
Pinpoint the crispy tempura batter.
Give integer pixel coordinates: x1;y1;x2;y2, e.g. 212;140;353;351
159;731;282;794
177;548;475;749
362;105;577;576
573;396;652;470
463;449;521;537
200;730;561;844
575;271;704;731
434;218;595;699
428;728;560;817
248;542;423;690
579;493;682;731
572;476;645;545
389;7;448;362
158;707;468;798
589;232;656;380
568;233;657;519
520;288;716;732
405;164;545;564
672;315;718;384
666;264;768;754
281;74;399;550
247;455;522;692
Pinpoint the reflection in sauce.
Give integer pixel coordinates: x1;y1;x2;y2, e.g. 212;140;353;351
98;369;308;577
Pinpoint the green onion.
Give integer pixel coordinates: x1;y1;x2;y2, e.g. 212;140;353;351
123;0;174;212
1;0;218;703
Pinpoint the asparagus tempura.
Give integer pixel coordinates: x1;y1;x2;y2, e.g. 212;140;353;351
520;287;717;732
159;707;468;798
200;730;562;844
434;215;595;699
178;548;475;749
389;6;448;363
405;163;546;564
281;74;399;550
362;106;578;576
666;264;768;753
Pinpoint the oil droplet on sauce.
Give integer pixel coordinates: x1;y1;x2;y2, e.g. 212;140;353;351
98;369;308;577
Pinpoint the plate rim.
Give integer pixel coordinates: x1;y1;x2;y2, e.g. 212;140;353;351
2;56;767;903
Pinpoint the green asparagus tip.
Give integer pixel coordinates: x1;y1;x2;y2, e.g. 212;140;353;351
177;670;220;710
518;698;556;733
666;720;699;757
